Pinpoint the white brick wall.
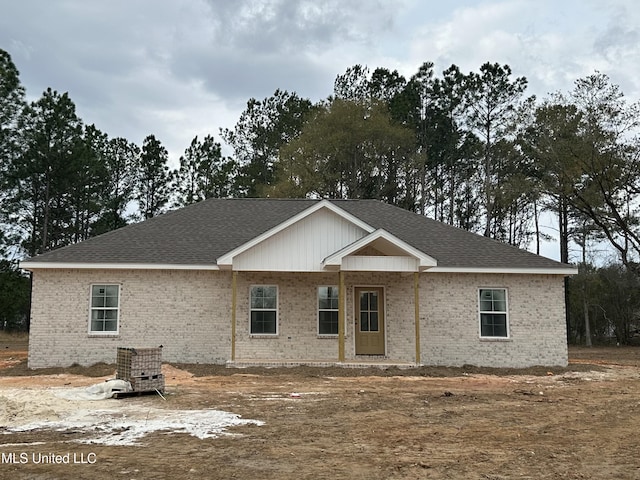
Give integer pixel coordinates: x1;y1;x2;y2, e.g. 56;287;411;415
28;269;568;368
234;272;341;361
28;269;232;368
421;273;568;367
233;272;417;362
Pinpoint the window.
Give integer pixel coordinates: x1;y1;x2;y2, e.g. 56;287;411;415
479;288;508;337
250;286;277;334
318;286;339;335
90;285;120;333
359;290;380;332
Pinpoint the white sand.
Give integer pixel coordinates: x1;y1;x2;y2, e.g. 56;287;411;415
0;384;262;446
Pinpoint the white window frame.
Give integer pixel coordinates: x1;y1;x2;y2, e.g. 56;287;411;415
317;286;339;336
89;284;120;335
249;285;278;335
478;288;509;338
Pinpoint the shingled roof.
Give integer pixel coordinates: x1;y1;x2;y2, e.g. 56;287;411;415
20;198;574;272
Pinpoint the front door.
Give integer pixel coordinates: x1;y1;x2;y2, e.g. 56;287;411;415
355;287;385;355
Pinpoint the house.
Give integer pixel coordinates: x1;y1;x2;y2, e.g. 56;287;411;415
20;198;576;369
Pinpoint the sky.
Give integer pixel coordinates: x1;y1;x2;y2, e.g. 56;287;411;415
2;0;639;261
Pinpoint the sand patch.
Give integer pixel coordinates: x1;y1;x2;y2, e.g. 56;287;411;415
0;384;262;446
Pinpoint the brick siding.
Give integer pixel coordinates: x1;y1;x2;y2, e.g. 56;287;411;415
28;269;567;368
421;273;568;367
28;269;232;368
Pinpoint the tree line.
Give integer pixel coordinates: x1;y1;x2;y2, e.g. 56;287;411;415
1;48;639;343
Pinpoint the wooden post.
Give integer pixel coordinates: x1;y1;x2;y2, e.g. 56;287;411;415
338;271;345;362
231;271;237;361
414;272;421;365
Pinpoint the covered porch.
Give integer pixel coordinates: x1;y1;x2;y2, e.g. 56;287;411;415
227;230;436;366
214;202;438;366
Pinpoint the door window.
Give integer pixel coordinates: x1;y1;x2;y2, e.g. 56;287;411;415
359;291;379;332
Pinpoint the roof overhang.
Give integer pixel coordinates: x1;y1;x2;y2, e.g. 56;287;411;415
19;262;220;271
427;266;578;275
216;199;375;269
322;228;438;272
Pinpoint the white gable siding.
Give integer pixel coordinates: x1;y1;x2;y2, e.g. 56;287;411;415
233;208;368;271
342;256;419;272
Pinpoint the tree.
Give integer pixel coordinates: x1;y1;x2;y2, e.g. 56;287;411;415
274;98;415;202
527;74;640;269
520;101;583;263
596;264;640;344
172;135;238;207
407;63;483;227
333;64;420;209
92;136;139;235
0;260;30;331
333;64;371;101
334;64;413;122
522;75;640;342
462;63;531;238
491;137;539;248
221;90;313;196
565;73;640;271
569;263;640;345
403;61;439;216
67;124;111;243
134;134;173;219
5;88;84;256
0;49;25;166
0;49;26;257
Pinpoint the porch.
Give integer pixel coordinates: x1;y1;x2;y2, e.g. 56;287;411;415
226;358;420;369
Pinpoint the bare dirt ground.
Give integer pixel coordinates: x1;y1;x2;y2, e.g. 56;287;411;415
0;340;639;479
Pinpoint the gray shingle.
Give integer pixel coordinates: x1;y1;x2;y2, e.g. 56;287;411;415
22;198;570;270
336;200;568;269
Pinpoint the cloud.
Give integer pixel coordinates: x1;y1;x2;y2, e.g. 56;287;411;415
401;0;640;101
201;0;397;53
166;0;403;102
589;3;640;99
0;0;408;163
2;0;640;167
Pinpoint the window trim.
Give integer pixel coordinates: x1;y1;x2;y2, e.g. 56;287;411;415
317;285;339;336
88;284;120;336
478;287;509;339
249;285;278;336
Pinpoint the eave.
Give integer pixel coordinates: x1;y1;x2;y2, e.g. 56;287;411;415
19;262;220;271
426;266;578;275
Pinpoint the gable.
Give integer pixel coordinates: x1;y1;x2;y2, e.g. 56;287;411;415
323;229;438;272
353;237;418;257
228;206;370;271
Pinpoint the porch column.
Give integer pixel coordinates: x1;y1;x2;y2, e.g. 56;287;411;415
231;271;237;361
338;270;346;362
414;272;421;364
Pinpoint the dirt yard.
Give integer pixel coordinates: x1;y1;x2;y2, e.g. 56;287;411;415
0;339;639;479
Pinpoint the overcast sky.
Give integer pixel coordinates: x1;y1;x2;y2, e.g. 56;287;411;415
3;0;639;162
